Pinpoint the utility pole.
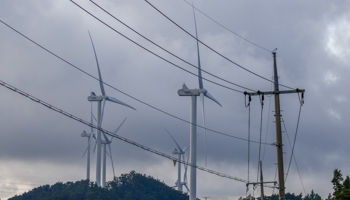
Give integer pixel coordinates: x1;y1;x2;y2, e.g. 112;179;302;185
244;51;305;200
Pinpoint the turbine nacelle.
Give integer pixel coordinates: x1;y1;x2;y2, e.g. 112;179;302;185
172;148;184;155
81;130;92;137
199;88;207;94
101;140;111;145
178;84;199;96
88;94;103;101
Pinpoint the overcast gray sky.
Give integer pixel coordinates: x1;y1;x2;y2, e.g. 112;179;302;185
1;0;350;199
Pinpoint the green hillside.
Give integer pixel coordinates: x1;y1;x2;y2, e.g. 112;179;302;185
9;171;189;200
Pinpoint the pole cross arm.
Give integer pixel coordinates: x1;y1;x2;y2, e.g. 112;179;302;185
246;181;277;186
244;88;305;96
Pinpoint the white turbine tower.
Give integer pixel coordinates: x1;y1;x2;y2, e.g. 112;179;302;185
87;32;136;187
177;5;222;200
164;128;190;192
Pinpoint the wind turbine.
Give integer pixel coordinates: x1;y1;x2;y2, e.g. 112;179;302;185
81;102;97;180
164;128;190;192
101;117;127;186
177;5;222;200
87;32;136;187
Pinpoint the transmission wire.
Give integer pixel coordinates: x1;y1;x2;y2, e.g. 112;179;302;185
0;19;273;145
144;0;294;90
89;0;254;92
182;0;272;53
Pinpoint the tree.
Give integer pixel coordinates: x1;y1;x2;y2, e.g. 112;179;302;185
304;190;322;200
331;169;350;200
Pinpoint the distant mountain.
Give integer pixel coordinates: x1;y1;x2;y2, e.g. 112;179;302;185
9;170;189;200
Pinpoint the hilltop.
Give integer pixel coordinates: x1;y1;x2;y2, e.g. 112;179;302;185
9;171;189;200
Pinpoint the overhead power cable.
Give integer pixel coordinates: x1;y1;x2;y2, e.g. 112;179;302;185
89;0;254;92
0;19;273;145
182;0;272;53
0;79;251;184
70;0;246;94
144;0;294;90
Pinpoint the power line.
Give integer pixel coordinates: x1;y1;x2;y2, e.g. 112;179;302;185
0;19;273;145
70;0;246;94
143;0;295;90
89;0;254;92
182;0;272;53
0;79;250;184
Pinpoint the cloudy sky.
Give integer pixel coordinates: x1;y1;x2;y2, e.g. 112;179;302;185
1;0;350;199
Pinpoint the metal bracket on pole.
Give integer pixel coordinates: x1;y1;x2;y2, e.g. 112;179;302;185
272;142;284;147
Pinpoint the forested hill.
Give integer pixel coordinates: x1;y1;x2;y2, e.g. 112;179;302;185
9;171;189;200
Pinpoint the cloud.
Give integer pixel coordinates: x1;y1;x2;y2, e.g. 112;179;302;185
1;0;350;199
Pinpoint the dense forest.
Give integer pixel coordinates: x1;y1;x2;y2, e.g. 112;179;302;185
9;171;189;200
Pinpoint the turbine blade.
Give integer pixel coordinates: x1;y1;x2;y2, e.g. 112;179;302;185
102;131;109;142
90;102;94;135
82;135;93;158
184;183;190;192
183;144;190;153
192;3;203;90
107;96;136;111
164;128;182;152
88;31;106;96
200;93;208;166
91;112;97;123
108;143;115;177
183;150;189;183
204;92;222;107
100;99;106;127
110;117;127;141
93;137;98;153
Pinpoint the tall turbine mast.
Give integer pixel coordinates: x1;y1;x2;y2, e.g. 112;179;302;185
178;4;222;199
244;50;305;200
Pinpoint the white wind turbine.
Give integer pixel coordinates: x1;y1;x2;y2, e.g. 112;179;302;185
164;128;190;193
177;5;222;200
87;32;136;187
101;117;127;185
81;102;97;180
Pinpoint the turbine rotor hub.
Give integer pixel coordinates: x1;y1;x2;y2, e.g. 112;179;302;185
199;88;207;94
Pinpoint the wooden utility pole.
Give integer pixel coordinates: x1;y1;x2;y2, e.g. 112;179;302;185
245;51;304;200
272;51;285;199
